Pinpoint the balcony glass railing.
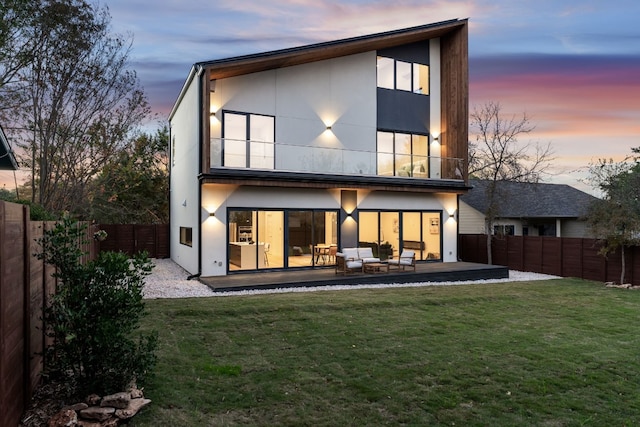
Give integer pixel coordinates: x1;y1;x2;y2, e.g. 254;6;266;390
210;138;465;181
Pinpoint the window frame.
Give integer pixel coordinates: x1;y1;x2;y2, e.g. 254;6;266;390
222;110;275;169
376;56;429;95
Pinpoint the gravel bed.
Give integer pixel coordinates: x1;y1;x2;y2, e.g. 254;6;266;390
143;258;560;299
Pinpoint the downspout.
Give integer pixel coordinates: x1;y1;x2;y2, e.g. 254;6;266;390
194;65;205;280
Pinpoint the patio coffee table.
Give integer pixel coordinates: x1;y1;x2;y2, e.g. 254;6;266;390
364;262;389;274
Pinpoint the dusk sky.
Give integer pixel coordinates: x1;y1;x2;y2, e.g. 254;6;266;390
2;0;639;194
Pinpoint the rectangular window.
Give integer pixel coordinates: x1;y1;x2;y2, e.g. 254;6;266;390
377;131;429;177
228;208;338;272
179;227;192;247
376;56;429;95
494;225;515;236
376;56;394;89
413;63;429;95
358;211;441;261
223;111;275;169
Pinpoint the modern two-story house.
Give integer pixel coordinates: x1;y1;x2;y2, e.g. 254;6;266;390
169;19;470;277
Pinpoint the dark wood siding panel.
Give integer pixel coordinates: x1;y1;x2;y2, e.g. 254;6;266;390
440;23;468;182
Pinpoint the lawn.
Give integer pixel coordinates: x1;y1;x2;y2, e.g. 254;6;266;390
131;278;640;426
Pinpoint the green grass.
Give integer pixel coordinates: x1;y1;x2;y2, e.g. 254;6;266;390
131;279;640;426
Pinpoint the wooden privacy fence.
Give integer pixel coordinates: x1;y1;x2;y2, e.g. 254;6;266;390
0;201;166;427
459;234;640;285
0;201;97;427
97;223;169;259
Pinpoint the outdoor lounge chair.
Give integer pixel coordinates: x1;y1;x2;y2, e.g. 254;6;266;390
335;247;363;275
357;247;381;264
388;250;416;272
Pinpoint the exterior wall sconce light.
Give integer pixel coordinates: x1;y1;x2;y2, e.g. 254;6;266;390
209;212;216;217
326;125;332;131
433;135;439;142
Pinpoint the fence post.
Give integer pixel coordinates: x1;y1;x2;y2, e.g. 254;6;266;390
22;204;31;410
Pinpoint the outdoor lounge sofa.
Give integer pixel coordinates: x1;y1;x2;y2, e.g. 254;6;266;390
387;250;416;272
335;247;381;275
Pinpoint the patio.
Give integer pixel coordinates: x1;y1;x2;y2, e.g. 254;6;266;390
199;261;508;292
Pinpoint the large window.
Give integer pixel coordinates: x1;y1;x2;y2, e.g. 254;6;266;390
358;211;441;261
228;210;284;271
288;210;338;268
228;208;338;272
377;131;429;177
377;56;429;95
223;111;274;169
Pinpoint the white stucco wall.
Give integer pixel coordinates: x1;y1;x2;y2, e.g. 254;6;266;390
201;185;342;276
169;73;201;275
210;52;377;175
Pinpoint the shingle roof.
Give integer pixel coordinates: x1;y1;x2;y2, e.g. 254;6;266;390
461;179;598;218
0;124;18;170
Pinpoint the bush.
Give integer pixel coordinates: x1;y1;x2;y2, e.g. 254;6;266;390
37;216;158;397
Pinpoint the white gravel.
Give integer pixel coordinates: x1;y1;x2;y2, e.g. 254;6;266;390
143;258;560;299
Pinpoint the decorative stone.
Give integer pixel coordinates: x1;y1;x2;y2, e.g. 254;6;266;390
129;387;144;399
76;421;102;427
86;394;101;406
100;391;131;409
115;398;151;419
48;409;77;427
79;406;115;421
65;402;89;412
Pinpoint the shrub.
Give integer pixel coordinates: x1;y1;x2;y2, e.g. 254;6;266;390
37;216;158;397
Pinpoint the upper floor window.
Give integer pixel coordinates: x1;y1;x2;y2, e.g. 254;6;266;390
377;56;429;95
223;111;274;169
377;131;429;177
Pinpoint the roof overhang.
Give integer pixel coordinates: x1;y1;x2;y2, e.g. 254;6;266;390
201;19;467;81
0;124;18;170
169;19;468;120
200;169;471;194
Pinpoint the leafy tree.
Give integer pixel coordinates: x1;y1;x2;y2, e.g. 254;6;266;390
89;126;169;223
0;0;39;89
469;101;554;264
8;0;150;216
585;150;640;284
36;215;158;397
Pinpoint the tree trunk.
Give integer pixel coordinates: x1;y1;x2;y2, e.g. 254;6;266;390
486;228;493;265
620;244;626;285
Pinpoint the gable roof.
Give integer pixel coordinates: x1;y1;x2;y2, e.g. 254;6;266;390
170;19;468;120
461;179;598;219
0;124;18;170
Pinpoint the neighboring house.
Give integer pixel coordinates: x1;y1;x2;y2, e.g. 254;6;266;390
169;19;470;277
0;124;18;170
459;179;599;238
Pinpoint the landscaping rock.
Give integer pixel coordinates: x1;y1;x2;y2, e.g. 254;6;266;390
48;409;77;427
115;398;151;419
101;392;131;409
65;403;88;412
86;394;101;406
78;407;115;421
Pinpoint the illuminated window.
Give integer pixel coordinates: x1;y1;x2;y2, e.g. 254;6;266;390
376;56;429;95
377;131;429;177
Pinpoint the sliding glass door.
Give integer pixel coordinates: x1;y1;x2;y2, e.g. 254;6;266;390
228;210;283;271
228;209;338;272
358;210;441;261
288;210;338;268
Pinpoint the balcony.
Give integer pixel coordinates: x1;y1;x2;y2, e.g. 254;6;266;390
208;138;465;184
